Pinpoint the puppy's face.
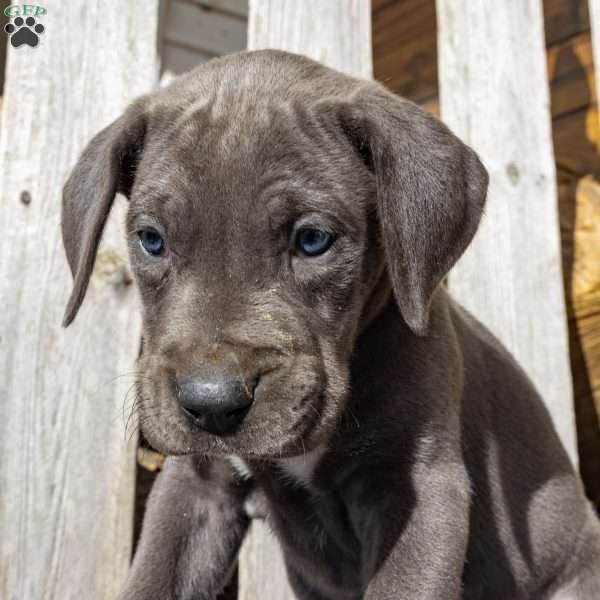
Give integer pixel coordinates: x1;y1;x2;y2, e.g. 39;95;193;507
125;94;380;457
61;50;488;459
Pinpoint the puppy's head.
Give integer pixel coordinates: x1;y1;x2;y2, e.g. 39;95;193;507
62;50;487;458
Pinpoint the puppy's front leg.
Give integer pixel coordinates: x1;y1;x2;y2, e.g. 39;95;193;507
363;463;470;600
118;455;250;600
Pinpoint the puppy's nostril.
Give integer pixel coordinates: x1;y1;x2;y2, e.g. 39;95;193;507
226;404;251;419
180;405;203;420
176;369;255;435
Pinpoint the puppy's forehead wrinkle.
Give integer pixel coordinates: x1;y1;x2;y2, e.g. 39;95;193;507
136;137;368;249
137;73;373;233
173;95;215;131
173;92;285;165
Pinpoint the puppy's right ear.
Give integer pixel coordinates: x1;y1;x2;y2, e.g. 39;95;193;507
61;99;148;327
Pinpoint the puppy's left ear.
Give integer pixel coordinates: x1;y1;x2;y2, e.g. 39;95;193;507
61;99;148;327
333;84;488;335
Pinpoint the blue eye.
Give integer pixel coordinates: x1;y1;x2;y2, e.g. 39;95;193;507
296;228;335;257
138;229;165;256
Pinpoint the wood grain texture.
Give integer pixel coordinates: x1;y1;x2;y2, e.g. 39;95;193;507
247;0;372;79
240;3;372;597
544;0;590;43
547;32;596;118
559;177;600;321
159;0;247;77
373;0;437;103
238;521;294;600
164;0;247;57
559;175;600;505
162;42;216;76
553;107;600;177
0;2;159;599
590;0;600;121
373;0;595;119
437;0;578;462
197;0;249;18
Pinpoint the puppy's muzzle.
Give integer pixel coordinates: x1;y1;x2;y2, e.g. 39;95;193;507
176;360;255;435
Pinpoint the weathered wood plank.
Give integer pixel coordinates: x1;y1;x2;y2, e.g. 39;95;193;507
239;3;372;597
238;521;293;600
373;0;437;102
553;107;600;177
372;0;397;14
376;28;597;124
547;32;596;118
0;2;159;599
197;0;249;18
164;0;247;57
437;0;578;461
558;174;600;505
558;174;600;321
247;0;372;79
373;0;595;121
590;0;600;120
544;0;590;44
162;42;216;76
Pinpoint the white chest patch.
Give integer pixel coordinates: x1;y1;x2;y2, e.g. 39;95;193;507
228;456;253;480
276;446;326;487
547;579;578;600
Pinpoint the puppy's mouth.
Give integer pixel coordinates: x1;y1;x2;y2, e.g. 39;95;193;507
135;366;343;459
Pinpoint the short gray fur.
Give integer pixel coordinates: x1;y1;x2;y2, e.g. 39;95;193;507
62;51;600;599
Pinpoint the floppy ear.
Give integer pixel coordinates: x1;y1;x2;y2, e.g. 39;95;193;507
61;100;148;327
336;84;488;335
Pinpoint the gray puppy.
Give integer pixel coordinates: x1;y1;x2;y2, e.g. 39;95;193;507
62;50;600;599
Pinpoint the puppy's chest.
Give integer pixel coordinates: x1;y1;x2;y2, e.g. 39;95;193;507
231;456;364;595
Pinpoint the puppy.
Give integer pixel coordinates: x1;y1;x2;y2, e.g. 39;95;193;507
62;50;600;599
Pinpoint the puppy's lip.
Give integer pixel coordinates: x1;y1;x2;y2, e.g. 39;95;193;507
139;433;161;454
139;398;328;459
136;363;332;456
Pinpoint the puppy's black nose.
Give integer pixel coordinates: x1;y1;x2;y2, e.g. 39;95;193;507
177;365;253;435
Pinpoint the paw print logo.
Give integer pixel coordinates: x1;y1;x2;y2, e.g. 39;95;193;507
4;16;45;48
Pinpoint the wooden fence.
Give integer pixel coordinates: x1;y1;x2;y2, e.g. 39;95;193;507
0;0;598;598
0;2;158;598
